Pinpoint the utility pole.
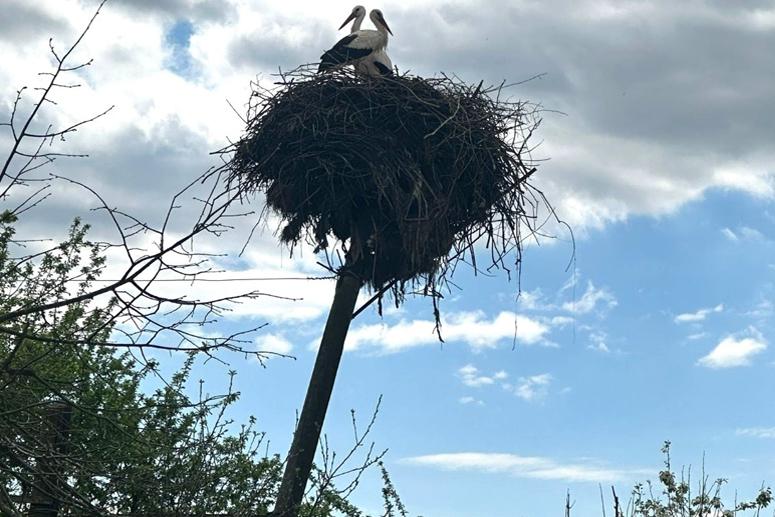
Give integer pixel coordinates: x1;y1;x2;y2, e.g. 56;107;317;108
28;401;72;517
273;271;362;517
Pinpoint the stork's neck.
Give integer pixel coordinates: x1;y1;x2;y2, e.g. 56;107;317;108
375;21;389;37
370;12;391;39
351;14;364;32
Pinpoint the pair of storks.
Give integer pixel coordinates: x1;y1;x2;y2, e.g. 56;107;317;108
319;6;394;76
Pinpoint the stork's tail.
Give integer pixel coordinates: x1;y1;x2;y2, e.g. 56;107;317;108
318;61;333;73
374;61;393;76
318;52;341;73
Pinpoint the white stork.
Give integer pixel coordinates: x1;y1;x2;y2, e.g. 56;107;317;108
319;7;393;76
354;11;394;76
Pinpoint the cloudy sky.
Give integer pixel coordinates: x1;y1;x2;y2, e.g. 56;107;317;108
3;0;775;515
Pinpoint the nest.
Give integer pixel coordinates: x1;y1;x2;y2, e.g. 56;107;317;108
228;67;542;305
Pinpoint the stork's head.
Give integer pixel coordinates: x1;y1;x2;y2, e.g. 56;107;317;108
370;9;393;35
339;5;366;30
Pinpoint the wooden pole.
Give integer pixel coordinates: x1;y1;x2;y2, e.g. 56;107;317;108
28;402;72;517
272;271;362;517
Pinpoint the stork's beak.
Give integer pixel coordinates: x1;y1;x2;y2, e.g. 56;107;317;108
377;12;393;35
338;11;357;30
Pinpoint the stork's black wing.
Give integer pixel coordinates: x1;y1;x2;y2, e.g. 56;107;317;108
318;34;374;72
373;61;393;76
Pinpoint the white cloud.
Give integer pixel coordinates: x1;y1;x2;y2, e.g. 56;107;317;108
458;364;495;387
587;331;610;353
457;366;510;405
721;226;765;243
552;193;629;234
674;303;724;323
517;289;546;310
740;226;765;240
698;330;767;368
550;316;575;327
338;311;550;354
255;333;293;358
712;166;774;198
457;365;508;388
736;427;775;439
117;243;338;324
559;269;580;294
746;299;774;321
562;281;617;315
721;228;738;241
508;373;553;402
402;452;645;483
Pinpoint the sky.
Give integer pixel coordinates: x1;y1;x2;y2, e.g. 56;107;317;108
2;0;775;515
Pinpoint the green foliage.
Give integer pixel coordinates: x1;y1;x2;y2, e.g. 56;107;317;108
0;213;278;514
69;359;286;516
379;462;409;517
0;215;407;516
626;442;771;517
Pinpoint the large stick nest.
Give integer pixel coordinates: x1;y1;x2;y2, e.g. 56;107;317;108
228;67;543;301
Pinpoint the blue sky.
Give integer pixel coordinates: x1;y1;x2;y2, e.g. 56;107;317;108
2;1;775;516
215;189;775;516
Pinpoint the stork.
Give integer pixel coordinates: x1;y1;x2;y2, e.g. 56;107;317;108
354;10;394;76
319;7;393;76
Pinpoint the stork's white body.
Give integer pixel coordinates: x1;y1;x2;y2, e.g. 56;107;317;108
355;48;393;76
